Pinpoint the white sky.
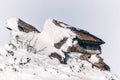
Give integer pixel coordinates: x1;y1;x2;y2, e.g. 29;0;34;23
0;0;120;75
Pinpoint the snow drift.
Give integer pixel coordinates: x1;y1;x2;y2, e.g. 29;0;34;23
0;17;119;80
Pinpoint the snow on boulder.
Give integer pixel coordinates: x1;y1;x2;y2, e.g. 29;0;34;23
6;17;40;33
6;17;19;31
0;18;119;80
43;19;75;44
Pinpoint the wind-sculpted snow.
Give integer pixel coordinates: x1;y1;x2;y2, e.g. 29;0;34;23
0;17;119;80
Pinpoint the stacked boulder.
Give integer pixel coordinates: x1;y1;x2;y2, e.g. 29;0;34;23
53;19;110;71
6;18;110;71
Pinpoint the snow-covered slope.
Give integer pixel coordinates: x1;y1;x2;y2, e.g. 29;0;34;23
0;18;119;80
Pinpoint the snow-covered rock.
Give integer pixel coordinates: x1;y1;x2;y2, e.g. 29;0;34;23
0;18;119;80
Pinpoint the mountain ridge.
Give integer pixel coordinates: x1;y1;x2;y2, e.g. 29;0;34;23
0;17;119;80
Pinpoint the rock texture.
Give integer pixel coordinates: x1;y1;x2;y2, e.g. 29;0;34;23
52;19;109;71
6;17;40;33
18;19;40;33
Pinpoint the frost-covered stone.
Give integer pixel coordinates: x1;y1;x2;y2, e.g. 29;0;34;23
0;18;119;80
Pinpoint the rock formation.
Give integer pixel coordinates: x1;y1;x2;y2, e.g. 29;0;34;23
52;19;109;71
0;18;118;80
6;17;40;33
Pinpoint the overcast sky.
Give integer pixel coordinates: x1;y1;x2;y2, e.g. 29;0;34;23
0;0;120;75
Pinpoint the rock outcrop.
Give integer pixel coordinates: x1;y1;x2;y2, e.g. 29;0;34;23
6;17;40;33
6;18;109;71
0;17;118;80
52;19;109;71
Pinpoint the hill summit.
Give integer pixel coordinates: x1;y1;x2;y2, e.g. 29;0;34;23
0;17;119;80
